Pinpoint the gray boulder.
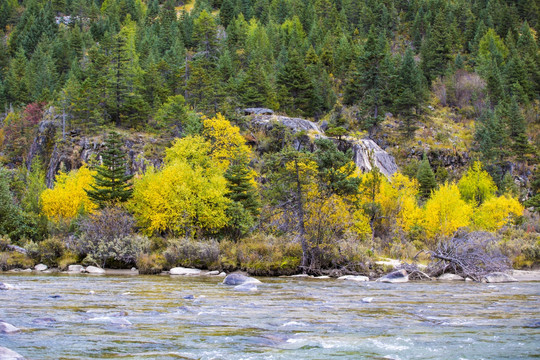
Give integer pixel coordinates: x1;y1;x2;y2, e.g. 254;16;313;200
34;264;47;271
85;266;105;274
170;267;201;276
67;265;84;273
0;283;15;290
437;273;464;281
0;347;25;360
223;273;261;286
0;322;20;334
482;272;518;283
377;269;409;283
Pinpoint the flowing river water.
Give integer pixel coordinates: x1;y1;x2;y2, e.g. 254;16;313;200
1;273;539;359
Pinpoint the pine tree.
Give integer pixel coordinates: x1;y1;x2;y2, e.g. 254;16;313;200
421;10;452;84
416;154;436;200
220;0;237;27
358;25;391;131
507;96;531;161
86;132;133;208
277;49;314;116
395;48;424;138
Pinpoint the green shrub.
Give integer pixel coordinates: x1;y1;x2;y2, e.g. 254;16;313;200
38;237;66;266
136;253;166;274
0;251;35;270
0;235;10;251
231;234;302;276
164;237;220;269
57;251;80;270
78;234;151;268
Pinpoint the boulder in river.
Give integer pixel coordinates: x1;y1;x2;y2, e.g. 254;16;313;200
85;266;105;274
482;272;518;283
376;269;409;283
0;346;25;360
67;265;84;273
0;322;20;334
34;264;47;271
223;273;261;286
437;273;464;281
337;275;369;282
0;283;16;290
170;267;202;276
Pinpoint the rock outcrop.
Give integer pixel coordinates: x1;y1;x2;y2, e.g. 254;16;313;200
249;114;398;178
26;110;164;188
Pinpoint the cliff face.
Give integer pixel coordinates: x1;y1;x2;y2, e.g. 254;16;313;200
26;112;166;187
250;114;398;179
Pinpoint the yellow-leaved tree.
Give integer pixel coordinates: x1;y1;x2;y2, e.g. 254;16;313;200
422;182;472;243
457;161;497;206
202;113;251;169
472;195;524;231
377;172;423;234
41;165;97;224
130;136;230;236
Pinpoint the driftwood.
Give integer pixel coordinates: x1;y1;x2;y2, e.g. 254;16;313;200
397;262;432;280
426;231;510;281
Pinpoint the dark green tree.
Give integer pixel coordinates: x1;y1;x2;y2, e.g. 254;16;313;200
86;132;133;208
395;48;424;138
416;154;437;200
223;158;261;239
277;49;314;116
506;96;532;161
421;10;452;84
314;138;361;197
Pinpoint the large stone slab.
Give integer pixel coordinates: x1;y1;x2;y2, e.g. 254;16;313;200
482;272;518;283
85;266;105;274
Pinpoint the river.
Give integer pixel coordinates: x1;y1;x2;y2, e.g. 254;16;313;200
1;273;539;359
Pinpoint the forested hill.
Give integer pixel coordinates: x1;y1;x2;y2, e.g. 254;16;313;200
0;0;539;271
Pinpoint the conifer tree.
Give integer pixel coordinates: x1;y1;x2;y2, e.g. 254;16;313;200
86;132;133;208
507;96;531;161
416;154;437;200
421;10;452;84
395;48;424;138
277;49;314;116
223;158;261;239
